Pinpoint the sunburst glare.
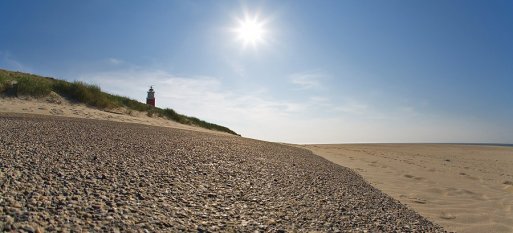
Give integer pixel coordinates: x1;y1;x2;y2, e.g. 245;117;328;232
233;13;268;49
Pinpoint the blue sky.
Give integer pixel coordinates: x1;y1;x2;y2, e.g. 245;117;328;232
1;0;512;143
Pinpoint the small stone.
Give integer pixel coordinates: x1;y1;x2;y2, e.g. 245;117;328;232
240;220;249;226
12;201;22;208
22;225;36;233
207;193;216;198
266;219;276;225
4;215;14;225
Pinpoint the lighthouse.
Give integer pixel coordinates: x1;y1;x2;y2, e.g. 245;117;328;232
146;86;155;107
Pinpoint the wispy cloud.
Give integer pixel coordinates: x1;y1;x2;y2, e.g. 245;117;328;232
70;67;506;144
333;100;369;115
289;71;326;90
225;59;247;78
75;69;314;136
107;58;124;65
0;51;26;71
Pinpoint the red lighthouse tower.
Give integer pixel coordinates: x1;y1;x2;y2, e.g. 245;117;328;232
146;86;155;107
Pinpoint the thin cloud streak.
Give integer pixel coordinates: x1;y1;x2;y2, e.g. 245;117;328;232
72;68;507;144
107;58;123;65
289;71;326;90
0;51;25;71
76;69;310;131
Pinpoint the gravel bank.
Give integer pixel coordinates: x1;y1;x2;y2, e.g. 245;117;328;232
0;113;445;232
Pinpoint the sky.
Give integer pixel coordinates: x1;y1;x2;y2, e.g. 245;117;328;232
1;0;512;143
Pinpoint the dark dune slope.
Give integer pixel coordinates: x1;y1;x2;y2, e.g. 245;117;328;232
0;113;444;232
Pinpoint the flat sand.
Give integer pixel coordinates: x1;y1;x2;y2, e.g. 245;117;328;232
300;144;513;233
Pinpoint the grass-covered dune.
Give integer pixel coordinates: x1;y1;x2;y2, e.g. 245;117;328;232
0;68;238;135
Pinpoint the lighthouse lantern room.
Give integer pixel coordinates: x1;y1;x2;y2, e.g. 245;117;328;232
146;86;155;107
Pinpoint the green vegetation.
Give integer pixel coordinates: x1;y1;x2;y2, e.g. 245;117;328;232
0;76;8;93
17;76;53;97
0;68;238;135
52;81;115;109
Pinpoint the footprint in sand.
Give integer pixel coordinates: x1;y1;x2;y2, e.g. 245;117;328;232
440;212;456;220
423;187;444;195
458;189;476;195
368;163;378;167
413;199;427;204
465;175;480;181
503;181;513;193
409;196;427;204
446;187;488;200
457;171;480;180
49;108;64;115
403;174;425;181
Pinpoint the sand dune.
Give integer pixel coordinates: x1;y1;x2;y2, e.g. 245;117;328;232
0;95;230;136
301;144;513;233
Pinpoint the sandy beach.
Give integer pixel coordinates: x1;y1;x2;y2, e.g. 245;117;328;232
301;144;513;233
3;96;510;232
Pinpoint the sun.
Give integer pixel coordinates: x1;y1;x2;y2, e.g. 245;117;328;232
234;14;268;48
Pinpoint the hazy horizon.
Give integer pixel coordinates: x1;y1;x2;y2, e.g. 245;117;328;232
1;0;512;144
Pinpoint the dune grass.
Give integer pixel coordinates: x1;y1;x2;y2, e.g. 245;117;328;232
52;80;116;109
0;70;53;96
0;76;8;93
17;76;53;97
0;68;238;135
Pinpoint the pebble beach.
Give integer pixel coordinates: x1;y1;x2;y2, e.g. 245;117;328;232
0;113;444;232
